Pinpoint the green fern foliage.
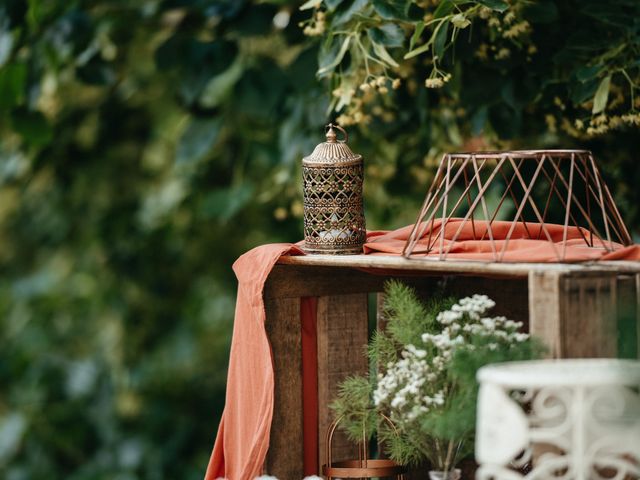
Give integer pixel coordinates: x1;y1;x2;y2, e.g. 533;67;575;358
329;376;376;442
381;280;455;346
331;280;544;470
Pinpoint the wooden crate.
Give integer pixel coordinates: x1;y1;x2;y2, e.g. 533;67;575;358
263;255;640;479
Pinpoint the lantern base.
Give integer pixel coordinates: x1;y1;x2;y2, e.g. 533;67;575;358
302;243;364;255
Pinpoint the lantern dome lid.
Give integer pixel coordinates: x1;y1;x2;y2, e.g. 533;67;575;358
303;124;362;166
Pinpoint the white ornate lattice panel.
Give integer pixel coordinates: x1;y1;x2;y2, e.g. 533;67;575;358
476;359;640;480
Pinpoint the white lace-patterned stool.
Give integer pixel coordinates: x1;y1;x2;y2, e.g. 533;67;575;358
476;359;640;480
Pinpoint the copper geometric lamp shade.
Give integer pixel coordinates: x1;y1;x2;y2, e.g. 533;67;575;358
402;150;632;262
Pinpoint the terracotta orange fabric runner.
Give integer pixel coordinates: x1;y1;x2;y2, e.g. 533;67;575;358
205;244;304;480
364;219;640;262
205;221;640;480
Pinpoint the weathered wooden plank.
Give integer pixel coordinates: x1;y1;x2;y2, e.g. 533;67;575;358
560;273;618;358
264;297;304;479
266;259;636;300
529;271;620;358
278;255;541;277
265;265;439;299
316;294;369;468
277;254;640;276
265;265;386;298
528;271;564;358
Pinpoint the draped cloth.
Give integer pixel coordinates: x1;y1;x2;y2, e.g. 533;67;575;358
205;221;640;480
205;244;305;480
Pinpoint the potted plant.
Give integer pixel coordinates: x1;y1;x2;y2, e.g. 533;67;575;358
331;280;543;479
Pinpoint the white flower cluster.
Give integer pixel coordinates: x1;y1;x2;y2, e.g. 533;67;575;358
438;294;495;323
423;295;528;352
373;344;444;422
373;295;529;424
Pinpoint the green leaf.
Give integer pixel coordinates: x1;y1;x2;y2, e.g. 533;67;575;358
155;37;234;76
404;42;429;59
199;58;244;108
523;0;558;23
404;17;451;60
332;0;368;25
200;183;254;222
371;41;399;67
580;3;634;28
372;0;410;20
592;75;611;114
0;413;27;461
575;65;602;82
11;109;53;146
230;4;278;36
409;21;425;51
500;81;516;110
0;29;14;67
0;63;26;109
176;117;222;165
234;62;287;118
434;20;449;58
477;0;509;13
26;0;44;28
471;106;489;135
433;0;454;19
77;59;116;86
317;35;351;77
369;23;404;48
570;77;599;104
155;38;237;107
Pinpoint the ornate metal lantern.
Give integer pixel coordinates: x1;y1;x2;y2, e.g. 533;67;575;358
302;124;366;254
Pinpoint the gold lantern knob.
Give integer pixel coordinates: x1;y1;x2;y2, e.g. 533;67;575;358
325;123;348;144
302;124;366;255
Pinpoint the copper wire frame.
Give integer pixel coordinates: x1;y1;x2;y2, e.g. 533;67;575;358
402;150;633;262
322;414;406;479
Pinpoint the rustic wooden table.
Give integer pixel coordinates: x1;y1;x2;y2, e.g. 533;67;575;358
263;255;640;479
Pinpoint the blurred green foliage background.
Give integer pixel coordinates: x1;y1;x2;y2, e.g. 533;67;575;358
0;0;638;479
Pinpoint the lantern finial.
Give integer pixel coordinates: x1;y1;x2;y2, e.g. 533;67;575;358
325;123;349;144
325;123;337;143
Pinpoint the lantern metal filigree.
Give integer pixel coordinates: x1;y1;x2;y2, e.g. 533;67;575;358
302;124;366;255
322;414;406;479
